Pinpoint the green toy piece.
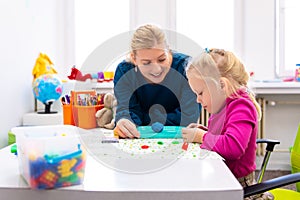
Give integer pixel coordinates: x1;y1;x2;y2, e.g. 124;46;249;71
10;144;17;154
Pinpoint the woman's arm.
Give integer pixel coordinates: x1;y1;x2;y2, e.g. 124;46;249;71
114;62;143;126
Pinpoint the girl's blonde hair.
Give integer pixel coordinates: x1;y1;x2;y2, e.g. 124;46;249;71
130;24;168;59
188;48;261;120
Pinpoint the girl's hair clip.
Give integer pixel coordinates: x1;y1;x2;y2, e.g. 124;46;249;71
204;48;210;53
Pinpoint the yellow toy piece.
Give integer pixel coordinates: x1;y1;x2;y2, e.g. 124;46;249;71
32;52;57;81
57;158;77;178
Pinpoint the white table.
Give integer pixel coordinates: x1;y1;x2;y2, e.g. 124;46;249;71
0;129;243;200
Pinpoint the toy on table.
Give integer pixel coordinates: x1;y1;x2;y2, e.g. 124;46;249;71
10;144;17;155
151;122;164;133
101;137;119;143
95;93;117;129
137;126;182;139
28;144;86;189
181;142;189;151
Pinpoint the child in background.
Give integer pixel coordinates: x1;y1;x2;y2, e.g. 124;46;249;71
181;48;273;200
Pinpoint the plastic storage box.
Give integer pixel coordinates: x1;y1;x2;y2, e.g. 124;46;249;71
12;125;86;189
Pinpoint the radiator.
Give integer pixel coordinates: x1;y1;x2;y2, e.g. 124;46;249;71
257;97;266;156
199;108;210;127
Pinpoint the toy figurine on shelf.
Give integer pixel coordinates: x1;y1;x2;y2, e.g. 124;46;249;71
31;52;63;114
32;52;57;81
67;65;114;82
295;64;300;82
67;65;92;81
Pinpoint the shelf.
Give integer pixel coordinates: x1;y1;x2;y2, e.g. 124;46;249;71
249;81;300;94
63;80;114;94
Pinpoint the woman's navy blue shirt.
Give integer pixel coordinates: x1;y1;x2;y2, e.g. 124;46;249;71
113;52;201;126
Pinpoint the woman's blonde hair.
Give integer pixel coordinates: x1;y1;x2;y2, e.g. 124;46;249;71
188;48;261;120
130;24;168;58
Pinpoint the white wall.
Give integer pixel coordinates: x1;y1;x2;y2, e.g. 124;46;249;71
262;94;300;170
0;0;73;147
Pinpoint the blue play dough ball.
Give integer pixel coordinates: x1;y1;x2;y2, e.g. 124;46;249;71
151;122;164;133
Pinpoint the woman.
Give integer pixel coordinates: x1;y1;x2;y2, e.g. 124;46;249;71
113;24;201;138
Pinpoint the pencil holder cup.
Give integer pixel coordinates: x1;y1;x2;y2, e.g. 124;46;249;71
76;104;103;129
62;104;75;125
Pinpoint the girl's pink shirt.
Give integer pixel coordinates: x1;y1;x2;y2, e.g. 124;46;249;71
201;90;258;178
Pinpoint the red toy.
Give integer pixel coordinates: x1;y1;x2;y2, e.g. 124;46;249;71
68;66;92;81
68;66;114;82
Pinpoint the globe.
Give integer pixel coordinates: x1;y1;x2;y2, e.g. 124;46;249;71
32;74;63;113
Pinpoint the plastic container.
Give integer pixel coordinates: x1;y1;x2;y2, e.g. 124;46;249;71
12;125;86;189
295;64;300;82
62;104;75;125
76;104;103;129
70;90;104;129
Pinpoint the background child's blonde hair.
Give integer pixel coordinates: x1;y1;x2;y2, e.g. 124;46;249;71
188;48;261;120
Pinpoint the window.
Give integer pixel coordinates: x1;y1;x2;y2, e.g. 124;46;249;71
74;0;129;71
74;0;235;73
276;0;300;77
176;0;234;52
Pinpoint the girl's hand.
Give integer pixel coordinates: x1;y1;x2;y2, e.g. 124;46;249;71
182;123;207;143
114;119;140;138
187;123;208;131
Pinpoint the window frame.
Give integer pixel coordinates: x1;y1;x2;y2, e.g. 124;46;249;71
275;0;298;78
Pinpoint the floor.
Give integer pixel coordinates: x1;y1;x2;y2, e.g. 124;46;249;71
255;170;297;191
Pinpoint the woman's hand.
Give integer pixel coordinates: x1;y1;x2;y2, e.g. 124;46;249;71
181;123;207;143
114;118;140;138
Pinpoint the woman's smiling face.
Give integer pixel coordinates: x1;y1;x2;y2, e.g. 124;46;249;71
133;45;172;84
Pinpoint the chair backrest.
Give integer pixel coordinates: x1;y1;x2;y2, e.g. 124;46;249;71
291;123;300;192
292;123;300;153
256;139;280;183
244;126;300;198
